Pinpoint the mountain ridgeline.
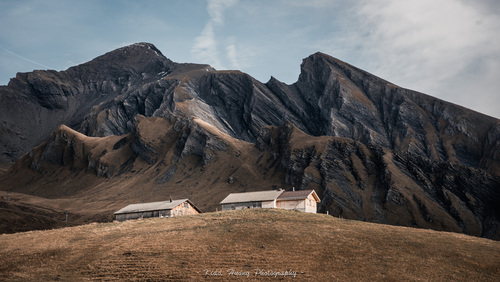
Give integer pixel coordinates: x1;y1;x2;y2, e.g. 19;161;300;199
0;43;499;239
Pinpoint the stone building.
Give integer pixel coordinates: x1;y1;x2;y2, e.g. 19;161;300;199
220;189;320;213
114;198;201;221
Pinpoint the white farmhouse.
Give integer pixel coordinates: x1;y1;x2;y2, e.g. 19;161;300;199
220;189;320;213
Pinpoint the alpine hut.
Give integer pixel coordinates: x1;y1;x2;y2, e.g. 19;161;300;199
114;198;201;221
220;189;320;213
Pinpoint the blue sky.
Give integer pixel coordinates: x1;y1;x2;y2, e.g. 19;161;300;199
1;0;499;118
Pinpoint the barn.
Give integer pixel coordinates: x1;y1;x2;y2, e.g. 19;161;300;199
276;190;321;213
114;198;201;222
220;189;320;213
220;190;284;211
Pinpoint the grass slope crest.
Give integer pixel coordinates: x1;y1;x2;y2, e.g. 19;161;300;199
0;209;499;281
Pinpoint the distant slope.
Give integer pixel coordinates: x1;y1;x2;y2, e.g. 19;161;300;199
0;192;111;234
0;209;498;281
0;200;74;234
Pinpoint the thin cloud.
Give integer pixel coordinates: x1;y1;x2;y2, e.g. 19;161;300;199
308;0;500;118
286;0;337;8
343;0;500;118
0;46;53;70
191;0;237;69
207;0;237;25
192;23;222;68
357;0;498;83
226;44;239;69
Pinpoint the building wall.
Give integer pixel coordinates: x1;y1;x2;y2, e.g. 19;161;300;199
220;197;318;213
276;194;317;213
170;202;200;216
261;200;276;209
304;194;318;213
222;201;262;211
276;199;306;211
115;210;171;222
115;201;199;221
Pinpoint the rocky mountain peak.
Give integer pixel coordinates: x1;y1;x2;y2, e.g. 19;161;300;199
299;51;392;90
0;43;178;163
7;43;173;91
62;42;174;85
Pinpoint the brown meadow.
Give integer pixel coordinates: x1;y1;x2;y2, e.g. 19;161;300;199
0;208;499;281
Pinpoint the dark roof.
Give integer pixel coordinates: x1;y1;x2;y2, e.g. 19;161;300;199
114;199;201;215
277;190;320;202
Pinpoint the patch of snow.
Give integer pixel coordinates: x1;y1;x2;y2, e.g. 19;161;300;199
157;71;169;77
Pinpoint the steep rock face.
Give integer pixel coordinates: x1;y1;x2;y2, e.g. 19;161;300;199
257;123;500;238
23;115;233;181
78;70;308;144
292;53;500;174
0;43;175;163
25;125;134;179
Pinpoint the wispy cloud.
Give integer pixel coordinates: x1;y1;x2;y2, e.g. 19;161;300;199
226;44;239;68
357;0;500;88
192;23;221;67
191;0;237;69
286;0;337;8
318;0;500;118
207;0;237;25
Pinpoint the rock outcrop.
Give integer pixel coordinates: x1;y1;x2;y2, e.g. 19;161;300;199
257;122;500;238
0;43;201;163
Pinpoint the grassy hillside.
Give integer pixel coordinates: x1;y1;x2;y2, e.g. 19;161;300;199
0;209;499;281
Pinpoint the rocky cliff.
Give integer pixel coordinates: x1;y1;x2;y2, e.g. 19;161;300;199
0;43;209;163
1;43;499;238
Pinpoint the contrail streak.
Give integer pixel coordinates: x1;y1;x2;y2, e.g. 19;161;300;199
0;46;53;69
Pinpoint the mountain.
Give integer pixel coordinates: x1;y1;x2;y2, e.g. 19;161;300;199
0;43;210;163
0;43;499;239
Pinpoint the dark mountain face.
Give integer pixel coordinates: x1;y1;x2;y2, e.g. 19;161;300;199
0;43;201;163
1;43;499;239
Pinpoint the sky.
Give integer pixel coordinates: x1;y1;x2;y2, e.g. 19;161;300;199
1;0;499;118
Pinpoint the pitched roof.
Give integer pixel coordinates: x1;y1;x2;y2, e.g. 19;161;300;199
220;190;284;204
114;199;201;215
277;190;321;202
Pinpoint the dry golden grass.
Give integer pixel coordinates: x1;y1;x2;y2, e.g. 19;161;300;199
0;209;498;281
